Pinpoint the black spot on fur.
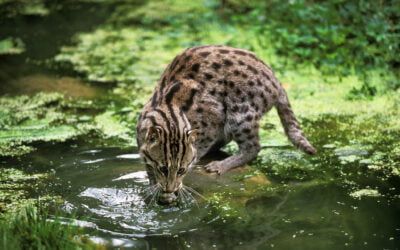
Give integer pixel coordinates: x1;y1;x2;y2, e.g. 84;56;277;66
185;74;194;79
176;65;185;73
248;91;255;99
191;63;200;73
242;128;251;134
228;81;234;88
222;101;227;114
209;88;216;96
262;71;271;81
170;75;175;82
234;70;240;76
217;79;224;85
184;55;192;62
234;50;246;56
199;81;206;87
219;91;228;97
238;60;245;65
247;65;258;74
241;73;248;79
248;81;255;86
232;105;239;112
248;54;257;60
264;85;272;93
257;79;263;86
211;62;221;71
219;49;230;54
200;51;211;57
201;121;208;127
235;88;241;96
224;59;233;66
204;73;213;80
245;114;253;121
196;107;204;113
247;135;255;140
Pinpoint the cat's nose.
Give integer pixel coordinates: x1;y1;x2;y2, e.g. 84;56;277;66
158;192;177;205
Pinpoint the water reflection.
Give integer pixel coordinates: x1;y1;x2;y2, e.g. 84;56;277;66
46;146;400;249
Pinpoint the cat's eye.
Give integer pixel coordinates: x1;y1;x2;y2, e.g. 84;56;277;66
160;166;168;176
177;168;186;175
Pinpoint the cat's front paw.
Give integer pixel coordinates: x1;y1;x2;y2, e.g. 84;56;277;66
205;161;229;175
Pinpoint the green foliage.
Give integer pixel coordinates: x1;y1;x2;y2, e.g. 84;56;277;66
0;0;49;17
0;206;101;249
220;0;400;77
347;81;377;100
0;93;88;157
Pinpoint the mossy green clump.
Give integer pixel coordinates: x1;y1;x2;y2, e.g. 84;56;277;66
0;168;58;214
0;92;141;156
0;93;89;157
0;37;25;55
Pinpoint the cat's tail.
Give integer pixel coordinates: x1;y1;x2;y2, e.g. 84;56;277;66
275;87;317;155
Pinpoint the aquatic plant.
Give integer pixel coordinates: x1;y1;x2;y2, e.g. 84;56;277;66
0;205;102;249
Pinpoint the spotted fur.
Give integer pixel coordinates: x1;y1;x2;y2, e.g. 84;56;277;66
137;45;316;204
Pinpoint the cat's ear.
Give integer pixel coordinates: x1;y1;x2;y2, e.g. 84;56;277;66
187;129;198;143
145;126;162;144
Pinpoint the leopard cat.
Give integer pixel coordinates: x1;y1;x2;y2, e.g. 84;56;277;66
136;45;316;205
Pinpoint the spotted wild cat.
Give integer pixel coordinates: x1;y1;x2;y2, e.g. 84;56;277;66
136;45;316;205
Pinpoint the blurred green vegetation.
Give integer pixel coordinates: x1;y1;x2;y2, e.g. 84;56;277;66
0;205;102;249
222;0;400;78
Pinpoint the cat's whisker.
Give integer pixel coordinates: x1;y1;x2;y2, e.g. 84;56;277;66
182;187;199;207
183;185;205;200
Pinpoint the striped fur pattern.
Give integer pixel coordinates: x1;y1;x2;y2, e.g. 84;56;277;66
137;45;316;205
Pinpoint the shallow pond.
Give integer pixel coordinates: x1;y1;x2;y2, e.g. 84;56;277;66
3;141;397;249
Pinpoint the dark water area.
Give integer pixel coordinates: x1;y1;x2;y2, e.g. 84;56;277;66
0;2;114;97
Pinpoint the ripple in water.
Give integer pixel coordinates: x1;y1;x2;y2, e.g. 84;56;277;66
55;148;209;241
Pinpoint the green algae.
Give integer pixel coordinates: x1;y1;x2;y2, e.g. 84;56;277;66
94;111;136;145
0;91;142;157
0;37;25;55
0;168;58;215
0;93;89;157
